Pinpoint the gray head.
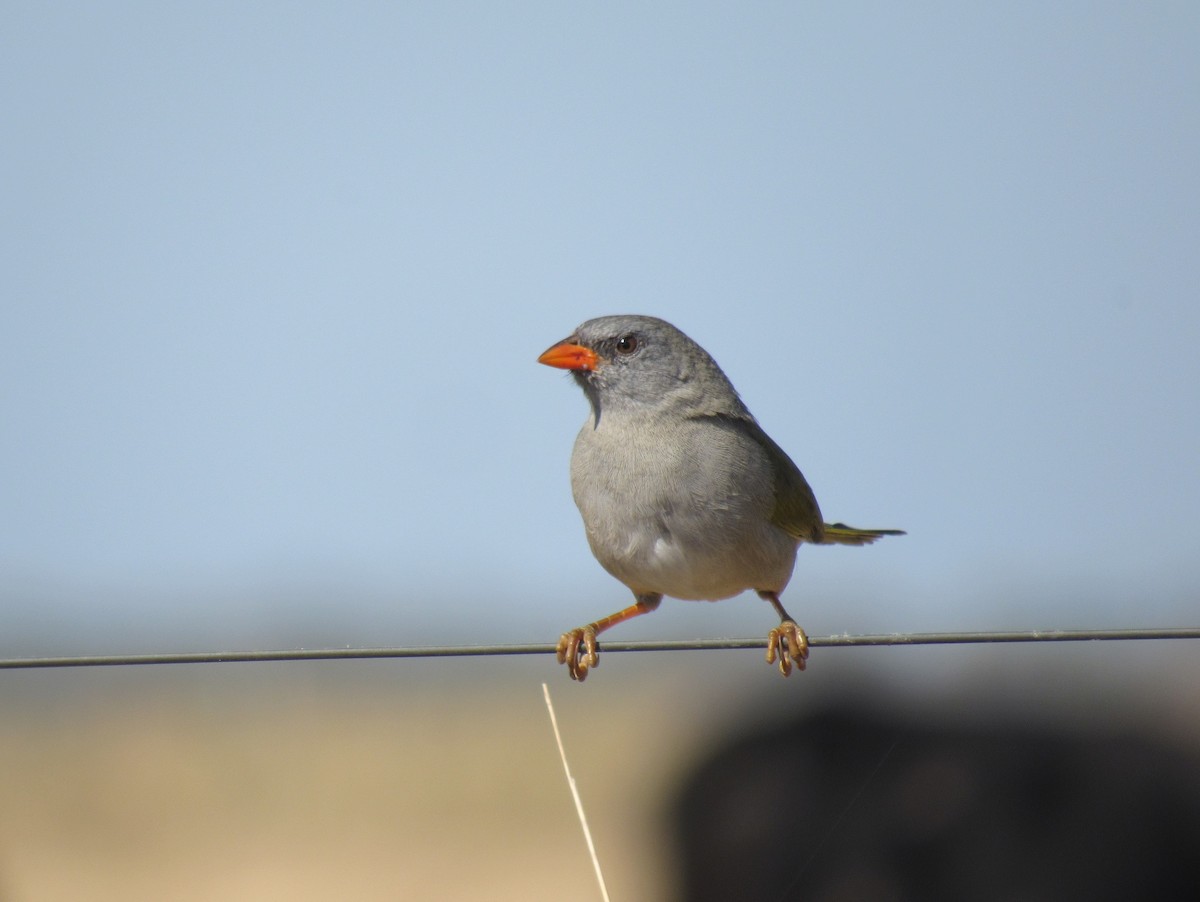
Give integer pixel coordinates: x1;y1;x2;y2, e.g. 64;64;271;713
538;315;750;423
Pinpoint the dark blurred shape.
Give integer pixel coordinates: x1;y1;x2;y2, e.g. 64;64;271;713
672;705;1200;901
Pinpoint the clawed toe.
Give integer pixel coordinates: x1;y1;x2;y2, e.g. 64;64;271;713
557;626;599;681
766;620;809;677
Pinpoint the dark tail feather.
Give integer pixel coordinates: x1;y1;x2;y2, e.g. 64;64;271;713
819;522;906;546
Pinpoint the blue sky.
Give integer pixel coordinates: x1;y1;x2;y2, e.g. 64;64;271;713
3;3;1198;653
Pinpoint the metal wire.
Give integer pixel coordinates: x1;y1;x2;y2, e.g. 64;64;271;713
0;627;1197;670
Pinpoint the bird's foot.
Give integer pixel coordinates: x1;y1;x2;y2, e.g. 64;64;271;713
766;620;809;677
557;626;599;681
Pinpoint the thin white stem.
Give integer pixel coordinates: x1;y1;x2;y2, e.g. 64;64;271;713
542;683;611;902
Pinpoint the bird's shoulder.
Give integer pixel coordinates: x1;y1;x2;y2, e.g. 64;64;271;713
707;414;825;543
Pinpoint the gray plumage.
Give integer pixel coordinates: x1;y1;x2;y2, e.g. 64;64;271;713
539;314;902;679
565;315;814;600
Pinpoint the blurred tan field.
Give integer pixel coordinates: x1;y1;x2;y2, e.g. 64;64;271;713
0;657;715;901
0;644;1197;901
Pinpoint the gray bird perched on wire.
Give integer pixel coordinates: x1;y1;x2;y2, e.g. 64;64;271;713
538;315;904;681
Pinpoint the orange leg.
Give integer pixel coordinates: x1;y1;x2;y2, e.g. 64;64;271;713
558;593;662;682
758;590;809;677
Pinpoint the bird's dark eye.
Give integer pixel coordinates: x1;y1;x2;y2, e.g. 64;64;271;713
615;334;638;355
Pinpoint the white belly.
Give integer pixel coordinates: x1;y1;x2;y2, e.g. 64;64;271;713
589;518;797;600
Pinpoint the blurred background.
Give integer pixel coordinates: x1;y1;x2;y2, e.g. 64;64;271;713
2;2;1198;899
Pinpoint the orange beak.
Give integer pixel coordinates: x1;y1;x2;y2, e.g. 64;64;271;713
537;341;600;372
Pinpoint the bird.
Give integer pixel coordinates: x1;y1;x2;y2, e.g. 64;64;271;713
538;315;904;681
